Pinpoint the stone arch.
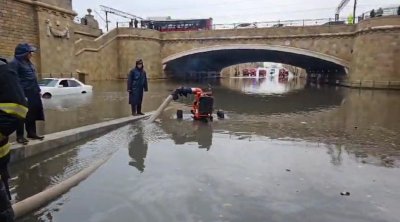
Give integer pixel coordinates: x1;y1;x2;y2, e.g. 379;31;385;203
162;44;350;68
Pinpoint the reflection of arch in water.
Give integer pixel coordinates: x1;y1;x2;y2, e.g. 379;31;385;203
240;77;302;95
214;81;345;115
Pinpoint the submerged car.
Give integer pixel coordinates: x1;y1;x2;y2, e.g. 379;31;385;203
38;78;93;98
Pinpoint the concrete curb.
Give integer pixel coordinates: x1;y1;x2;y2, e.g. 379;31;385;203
10;113;153;163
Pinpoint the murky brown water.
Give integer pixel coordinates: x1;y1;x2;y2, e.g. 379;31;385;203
12;77;400;222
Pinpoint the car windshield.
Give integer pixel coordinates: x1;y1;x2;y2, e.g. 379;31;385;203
38;79;58;87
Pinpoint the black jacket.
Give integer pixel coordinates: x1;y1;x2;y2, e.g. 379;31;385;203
0;58;28;119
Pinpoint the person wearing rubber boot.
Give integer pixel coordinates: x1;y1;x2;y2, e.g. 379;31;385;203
11;43;45;144
0;57;28;222
127;59;148;116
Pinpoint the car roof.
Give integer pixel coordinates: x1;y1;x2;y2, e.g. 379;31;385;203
42;78;78;81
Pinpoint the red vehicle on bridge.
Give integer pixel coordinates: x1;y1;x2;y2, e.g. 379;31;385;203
141;18;213;32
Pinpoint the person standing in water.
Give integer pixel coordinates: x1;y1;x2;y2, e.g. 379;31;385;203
127;59;148;115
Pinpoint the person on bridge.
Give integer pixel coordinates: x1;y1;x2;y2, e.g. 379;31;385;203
397;5;400;16
376;7;383;17
127;59;148;115
347;14;354;24
0;57;28;221
11;43;45;144
370;9;376;18
134;18;139;28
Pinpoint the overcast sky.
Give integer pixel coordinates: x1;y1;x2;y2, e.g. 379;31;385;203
72;0;399;30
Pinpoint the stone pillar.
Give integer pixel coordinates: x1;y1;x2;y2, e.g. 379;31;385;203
35;0;77;77
348;16;400;89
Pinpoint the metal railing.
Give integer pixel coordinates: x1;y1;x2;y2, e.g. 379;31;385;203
212;17;348;30
110;6;399;31
115;17;349;31
359;6;400;20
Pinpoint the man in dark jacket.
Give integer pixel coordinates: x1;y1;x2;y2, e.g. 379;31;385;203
0;57;28;222
11;43;45;144
127;59;148;115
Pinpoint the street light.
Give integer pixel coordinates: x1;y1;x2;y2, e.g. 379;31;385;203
353;0;357;24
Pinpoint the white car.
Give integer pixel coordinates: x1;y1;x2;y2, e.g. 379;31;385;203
39;78;93;98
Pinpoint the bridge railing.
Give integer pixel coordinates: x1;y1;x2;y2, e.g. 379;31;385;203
212;17;349;30
112;5;399;31
115;18;349;31
360;6;400;20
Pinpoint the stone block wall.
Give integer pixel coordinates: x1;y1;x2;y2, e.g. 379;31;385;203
73;23;102;41
36;6;76;76
0;0;76;77
39;0;72;10
116;29;163;78
0;0;39;65
75;28;164;80
75;40;119;81
347;16;400;88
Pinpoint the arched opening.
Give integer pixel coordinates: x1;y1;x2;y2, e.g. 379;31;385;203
163;44;349;81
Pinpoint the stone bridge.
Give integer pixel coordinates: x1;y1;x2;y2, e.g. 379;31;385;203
75;16;400;88
1;0;399;88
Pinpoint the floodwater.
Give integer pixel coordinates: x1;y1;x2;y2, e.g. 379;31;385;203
12;77;400;222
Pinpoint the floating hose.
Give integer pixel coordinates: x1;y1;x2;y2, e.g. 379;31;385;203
147;95;173;123
12;157;110;219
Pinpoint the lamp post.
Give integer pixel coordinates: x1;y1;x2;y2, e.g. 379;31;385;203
353;0;357;24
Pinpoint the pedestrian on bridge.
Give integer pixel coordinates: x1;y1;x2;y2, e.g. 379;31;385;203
370;9;376;18
0;56;28;221
127;59;148;115
397;5;400;16
376;7;383;17
11;43;45;144
134;18;139;28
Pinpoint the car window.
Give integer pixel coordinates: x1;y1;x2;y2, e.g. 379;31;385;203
59;80;69;87
68;80;81;87
39;79;58;87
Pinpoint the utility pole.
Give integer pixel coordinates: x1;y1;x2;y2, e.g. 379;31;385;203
353;0;357;24
105;11;109;31
100;5;142;32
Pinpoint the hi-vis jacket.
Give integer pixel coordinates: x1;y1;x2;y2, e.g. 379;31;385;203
0;58;28;159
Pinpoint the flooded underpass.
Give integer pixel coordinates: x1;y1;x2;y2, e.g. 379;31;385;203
11;77;400;222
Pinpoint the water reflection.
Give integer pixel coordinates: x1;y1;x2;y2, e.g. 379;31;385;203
171;121;213;150
214;83;344;115
42;93;93;111
238;76;304;95
227;76;302;92
13;78;400;222
128;126;148;173
39;80;180;134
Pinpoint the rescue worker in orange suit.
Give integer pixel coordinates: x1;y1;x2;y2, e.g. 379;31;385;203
0;57;28;221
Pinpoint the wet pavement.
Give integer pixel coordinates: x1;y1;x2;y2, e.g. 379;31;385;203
11;77;400;222
36;80;176;134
